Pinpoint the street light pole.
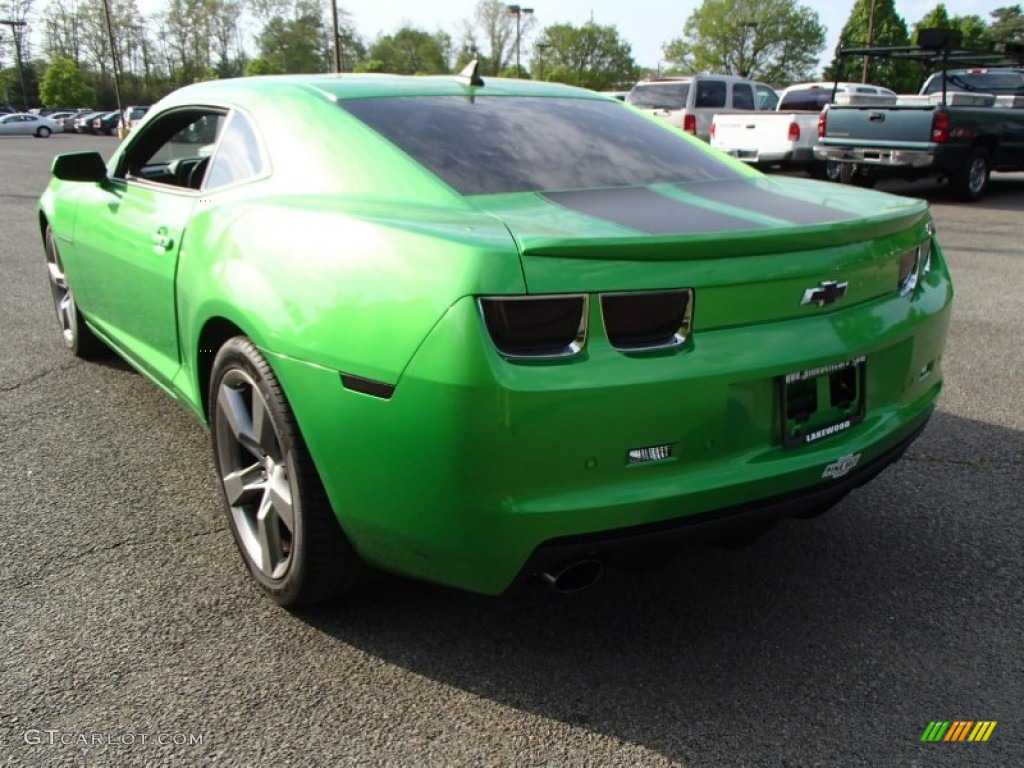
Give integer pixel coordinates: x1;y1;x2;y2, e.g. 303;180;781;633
507;5;533;78
0;20;28;109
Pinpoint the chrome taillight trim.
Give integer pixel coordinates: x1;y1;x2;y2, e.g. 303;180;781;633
477;294;589;360
599;288;694;353
899;220;936;298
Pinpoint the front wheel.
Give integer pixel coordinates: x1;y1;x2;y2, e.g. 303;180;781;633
210;337;368;607
952;147;990;202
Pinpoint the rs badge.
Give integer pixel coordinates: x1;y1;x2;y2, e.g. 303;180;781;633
823;453;861;479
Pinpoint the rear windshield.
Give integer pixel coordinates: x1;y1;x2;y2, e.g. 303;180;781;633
779;90;832;111
923;70;1024;95
341;95;741;196
626;82;690;110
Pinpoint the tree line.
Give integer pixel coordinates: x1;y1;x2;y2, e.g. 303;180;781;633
1;0;1022;109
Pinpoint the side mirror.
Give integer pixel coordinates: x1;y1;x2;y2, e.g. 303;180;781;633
52;152;108;182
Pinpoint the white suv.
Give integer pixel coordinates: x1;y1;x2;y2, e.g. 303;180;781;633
626;75;779;141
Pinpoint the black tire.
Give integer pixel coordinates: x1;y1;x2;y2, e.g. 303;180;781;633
44;226;106;358
825;160;842;183
209;336;368;607
840;163;876;188
36;126;52;138
952;146;990;202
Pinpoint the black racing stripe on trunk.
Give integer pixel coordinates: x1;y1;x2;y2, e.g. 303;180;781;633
542;187;765;235
684;180;861;224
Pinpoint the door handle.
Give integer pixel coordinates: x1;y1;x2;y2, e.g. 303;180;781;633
151;229;174;252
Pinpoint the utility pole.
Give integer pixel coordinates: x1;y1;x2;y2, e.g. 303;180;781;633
507;5;534;78
98;0;124;134
330;0;341;72
862;0;877;83
0;20;28;110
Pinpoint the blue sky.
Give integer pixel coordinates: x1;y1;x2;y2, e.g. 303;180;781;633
339;0;999;70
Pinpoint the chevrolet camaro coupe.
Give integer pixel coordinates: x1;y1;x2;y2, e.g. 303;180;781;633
39;69;953;607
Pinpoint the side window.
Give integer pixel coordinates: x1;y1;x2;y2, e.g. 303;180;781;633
203;111;266;190
732;83;754;110
755;85;779;110
117;109;226;189
695;80;726;108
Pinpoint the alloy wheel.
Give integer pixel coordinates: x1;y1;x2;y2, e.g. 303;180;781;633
215;369;296;580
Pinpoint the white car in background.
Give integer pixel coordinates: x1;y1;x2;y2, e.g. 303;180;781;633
0;113;61;138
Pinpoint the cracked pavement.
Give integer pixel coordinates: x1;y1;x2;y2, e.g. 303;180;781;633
1;136;1022;767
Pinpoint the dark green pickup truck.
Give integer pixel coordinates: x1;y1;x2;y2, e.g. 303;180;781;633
816;54;1024;201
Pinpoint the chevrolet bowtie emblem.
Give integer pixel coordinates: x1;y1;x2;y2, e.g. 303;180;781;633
801;280;848;307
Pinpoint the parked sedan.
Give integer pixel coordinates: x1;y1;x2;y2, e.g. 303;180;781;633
0;112;61;137
73;111;105;133
39;72;953;608
92;111;121;135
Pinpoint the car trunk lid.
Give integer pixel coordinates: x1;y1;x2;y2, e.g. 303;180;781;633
467;176;930;331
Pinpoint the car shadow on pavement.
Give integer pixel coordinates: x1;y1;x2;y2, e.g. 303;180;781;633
300;409;1023;765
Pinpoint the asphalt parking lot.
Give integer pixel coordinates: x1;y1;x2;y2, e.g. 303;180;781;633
1;133;1022;767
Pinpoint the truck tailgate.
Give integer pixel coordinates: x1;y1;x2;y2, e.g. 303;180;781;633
823;105;936;144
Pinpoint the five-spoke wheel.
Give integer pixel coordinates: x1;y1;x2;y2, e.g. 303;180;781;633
210;337;367;607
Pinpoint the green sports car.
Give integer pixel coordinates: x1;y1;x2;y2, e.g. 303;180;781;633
39;70;953;606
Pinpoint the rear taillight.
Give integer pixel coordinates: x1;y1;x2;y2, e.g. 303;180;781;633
600;290;693;352
683;113;697;134
479;296;587;359
931;110;949;142
788;121;800;141
709;121;716;139
817;108;827;139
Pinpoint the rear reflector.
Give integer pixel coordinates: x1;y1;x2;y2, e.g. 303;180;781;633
479;295;587;358
601;289;693;352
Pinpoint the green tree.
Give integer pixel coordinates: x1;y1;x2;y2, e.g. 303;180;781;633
824;0;919;92
39;55;95;105
256;0;330;75
245;57;284;76
531;22;639;90
912;5;991;48
989;5;1024;43
368;26;451;75
662;0;824;84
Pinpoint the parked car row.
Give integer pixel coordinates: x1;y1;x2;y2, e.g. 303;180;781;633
0;105;150;137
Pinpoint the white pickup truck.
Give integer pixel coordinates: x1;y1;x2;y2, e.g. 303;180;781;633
710;82;896;177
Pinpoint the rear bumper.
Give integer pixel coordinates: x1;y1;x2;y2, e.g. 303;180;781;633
719;147;814;166
518;405;931;582
815;145;937;169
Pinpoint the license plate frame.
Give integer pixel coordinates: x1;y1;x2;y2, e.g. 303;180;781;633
779;356;866;448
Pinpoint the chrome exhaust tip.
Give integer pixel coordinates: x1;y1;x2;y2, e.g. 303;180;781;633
539;558;604;593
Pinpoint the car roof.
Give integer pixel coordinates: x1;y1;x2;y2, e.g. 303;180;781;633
160;73;602;110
